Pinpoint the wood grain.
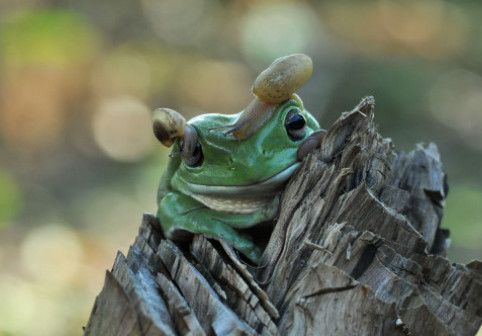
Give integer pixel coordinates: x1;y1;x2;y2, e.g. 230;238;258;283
84;97;481;336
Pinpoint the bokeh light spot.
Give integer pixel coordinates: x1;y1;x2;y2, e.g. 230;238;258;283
379;1;444;44
20;224;84;285
0;273;77;335
240;3;319;65
91;48;151;99
175;60;252;113
319;1;467;60
92;96;155;162
0;276;36;335
142;0;219;46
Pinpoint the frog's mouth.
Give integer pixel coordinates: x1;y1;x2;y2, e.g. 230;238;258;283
180;163;300;214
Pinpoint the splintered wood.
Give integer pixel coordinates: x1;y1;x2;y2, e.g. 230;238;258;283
84;97;481;336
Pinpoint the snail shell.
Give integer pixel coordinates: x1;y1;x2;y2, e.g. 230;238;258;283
252;54;313;103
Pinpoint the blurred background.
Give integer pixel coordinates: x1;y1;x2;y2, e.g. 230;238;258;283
0;0;481;335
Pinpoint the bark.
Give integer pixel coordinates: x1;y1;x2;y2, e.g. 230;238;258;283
84;97;482;336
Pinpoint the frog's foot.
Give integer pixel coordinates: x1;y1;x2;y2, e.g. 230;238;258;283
219;232;263;264
164;218;262;264
159;192;277;264
242;245;263;264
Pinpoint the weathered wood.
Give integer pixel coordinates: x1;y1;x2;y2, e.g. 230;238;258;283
84;97;481;336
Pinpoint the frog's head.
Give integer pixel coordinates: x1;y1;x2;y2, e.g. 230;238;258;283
153;54;324;211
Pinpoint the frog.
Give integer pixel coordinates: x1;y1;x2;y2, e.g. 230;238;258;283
152;54;325;263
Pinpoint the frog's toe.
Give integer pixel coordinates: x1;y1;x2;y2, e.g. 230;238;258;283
164;225;193;241
241;245;263;264
227;234;263;264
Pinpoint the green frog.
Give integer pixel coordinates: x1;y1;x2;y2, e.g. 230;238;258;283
153;54;324;263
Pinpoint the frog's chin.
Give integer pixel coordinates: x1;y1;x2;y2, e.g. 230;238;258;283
182;162;300;198
178;163;299;214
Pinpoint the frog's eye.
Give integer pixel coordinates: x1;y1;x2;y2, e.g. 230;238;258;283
181;141;203;167
285;108;306;141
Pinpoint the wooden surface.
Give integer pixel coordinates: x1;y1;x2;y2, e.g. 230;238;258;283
84;97;482;336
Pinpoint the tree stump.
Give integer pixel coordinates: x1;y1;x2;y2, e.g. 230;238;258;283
83;97;482;336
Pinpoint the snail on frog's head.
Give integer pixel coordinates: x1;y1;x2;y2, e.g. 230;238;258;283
152;54;314;162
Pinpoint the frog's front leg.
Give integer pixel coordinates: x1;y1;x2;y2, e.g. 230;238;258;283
158;192;278;263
